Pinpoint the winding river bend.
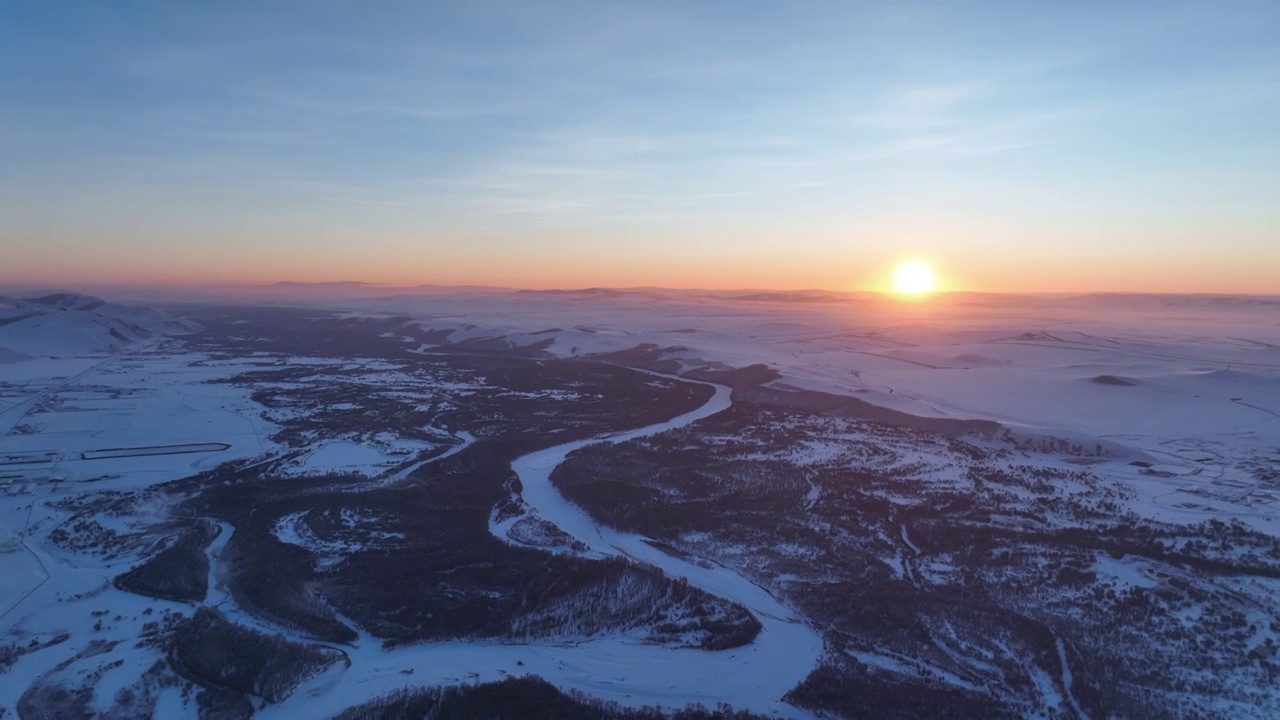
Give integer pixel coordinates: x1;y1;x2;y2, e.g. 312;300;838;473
266;376;822;719
504;376;823;715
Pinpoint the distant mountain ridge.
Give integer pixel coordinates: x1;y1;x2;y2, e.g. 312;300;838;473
272;280;374;287
0;292;196;359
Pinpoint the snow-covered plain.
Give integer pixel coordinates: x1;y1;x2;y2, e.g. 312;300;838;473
2;289;1278;718
350;290;1280;533
0;347;278;717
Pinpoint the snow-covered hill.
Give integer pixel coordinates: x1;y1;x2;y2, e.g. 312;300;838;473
0;292;196;358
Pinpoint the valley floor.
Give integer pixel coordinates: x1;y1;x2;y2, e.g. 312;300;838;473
1;293;1278;719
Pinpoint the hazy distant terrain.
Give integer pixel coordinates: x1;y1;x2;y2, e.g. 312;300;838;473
1;289;1278;719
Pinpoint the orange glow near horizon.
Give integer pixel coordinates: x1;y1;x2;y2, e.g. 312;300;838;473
4;246;1280;295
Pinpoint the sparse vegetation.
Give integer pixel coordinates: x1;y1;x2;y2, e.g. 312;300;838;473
555;400;1280;718
0;631;69;674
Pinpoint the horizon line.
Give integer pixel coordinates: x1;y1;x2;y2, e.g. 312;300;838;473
2;280;1279;300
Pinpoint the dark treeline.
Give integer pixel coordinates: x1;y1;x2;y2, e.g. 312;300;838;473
167;607;341;704
113;519;219;602
334;676;770;720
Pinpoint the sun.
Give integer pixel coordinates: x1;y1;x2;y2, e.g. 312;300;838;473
893;261;937;295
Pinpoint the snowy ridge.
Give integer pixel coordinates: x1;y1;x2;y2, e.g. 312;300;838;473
0;293;196;358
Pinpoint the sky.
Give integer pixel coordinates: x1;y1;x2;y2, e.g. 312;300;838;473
2;1;1279;293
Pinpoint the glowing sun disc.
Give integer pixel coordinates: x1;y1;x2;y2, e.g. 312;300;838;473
893;261;937;294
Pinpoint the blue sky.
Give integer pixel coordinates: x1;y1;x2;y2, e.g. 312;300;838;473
2;1;1278;291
